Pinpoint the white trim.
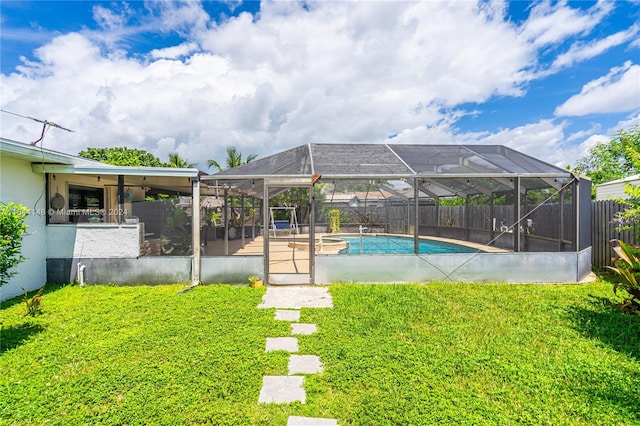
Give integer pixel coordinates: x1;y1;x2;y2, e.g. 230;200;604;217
32;164;198;178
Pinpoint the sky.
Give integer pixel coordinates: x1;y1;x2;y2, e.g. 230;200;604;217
1;0;639;171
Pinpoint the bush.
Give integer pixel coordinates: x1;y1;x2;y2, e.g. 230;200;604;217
23;286;45;316
328;209;341;233
0;202;29;286
607;240;640;314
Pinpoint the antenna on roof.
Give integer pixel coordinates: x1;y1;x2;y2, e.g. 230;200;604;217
1;109;75;145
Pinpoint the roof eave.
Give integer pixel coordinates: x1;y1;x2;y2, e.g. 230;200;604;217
31;163;199;178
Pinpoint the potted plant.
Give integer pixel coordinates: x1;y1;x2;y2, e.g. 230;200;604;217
248;275;263;288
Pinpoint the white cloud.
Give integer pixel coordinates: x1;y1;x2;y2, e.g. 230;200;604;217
93;3;134;31
145;1;210;35
2;2;538;168
0;0;634;172
572;133;610;164
566;124;601;143
471;119;569;166
555;61;640;116
519;0;612;47
150;42;198;59
551;24;640;71
614;111;640;130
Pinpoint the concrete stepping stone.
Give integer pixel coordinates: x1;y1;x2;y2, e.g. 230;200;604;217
258;376;305;404
275;309;301;321
288;354;323;375
266;337;298;352
258;286;333;309
287;416;338;426
291;323;317;335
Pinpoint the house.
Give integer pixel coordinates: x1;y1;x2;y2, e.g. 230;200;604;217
2;140;594;292
595;174;640;200
0;137;201;301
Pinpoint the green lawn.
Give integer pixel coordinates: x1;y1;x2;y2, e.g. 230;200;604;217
1;280;639;425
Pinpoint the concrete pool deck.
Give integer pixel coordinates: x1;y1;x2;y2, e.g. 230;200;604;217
202;233;507;277
204;233;506;256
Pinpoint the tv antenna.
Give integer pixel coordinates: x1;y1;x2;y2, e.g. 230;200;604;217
1;109;75;145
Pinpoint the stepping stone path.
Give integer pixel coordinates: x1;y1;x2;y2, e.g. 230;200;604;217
258;286;338;425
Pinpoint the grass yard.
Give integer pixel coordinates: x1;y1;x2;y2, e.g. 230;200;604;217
1;280;639;425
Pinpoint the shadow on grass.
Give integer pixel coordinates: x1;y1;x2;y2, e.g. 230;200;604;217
0;322;45;354
0;283;70;310
569;295;640;361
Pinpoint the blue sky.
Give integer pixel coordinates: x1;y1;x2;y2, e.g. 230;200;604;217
1;1;639;170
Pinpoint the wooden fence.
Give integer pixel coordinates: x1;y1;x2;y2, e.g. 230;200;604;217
591;199;637;268
321;197;635;269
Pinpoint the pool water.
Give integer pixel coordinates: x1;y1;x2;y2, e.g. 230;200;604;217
339;235;478;254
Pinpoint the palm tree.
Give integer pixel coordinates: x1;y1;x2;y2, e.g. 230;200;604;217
208;146;258;172
168;153;196;168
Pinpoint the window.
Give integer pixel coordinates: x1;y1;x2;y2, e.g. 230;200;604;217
68;185;104;209
68;185;104;223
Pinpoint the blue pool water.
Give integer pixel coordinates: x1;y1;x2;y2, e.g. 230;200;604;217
338;235;478;254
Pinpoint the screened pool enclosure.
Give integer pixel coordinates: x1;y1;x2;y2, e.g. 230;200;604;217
200;144;592;285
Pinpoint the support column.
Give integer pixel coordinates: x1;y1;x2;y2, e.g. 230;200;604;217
559;187;565;251
523;190;529;251
309;185;316;285
435;196;440;237
252;198;256;239
489;192;495;243
117;175;124;224
224;188;229;256
514;177;521;252
464;194;470;242
573;178;579;251
263;182;270;285
191;177;200;285
241;195;246;248
414;179;419;254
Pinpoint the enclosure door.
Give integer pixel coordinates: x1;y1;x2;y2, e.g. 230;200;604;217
264;181;315;285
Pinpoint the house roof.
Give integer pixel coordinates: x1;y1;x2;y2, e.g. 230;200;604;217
596;174;640;187
1;137;101;166
1;137;202;194
1;137;199;178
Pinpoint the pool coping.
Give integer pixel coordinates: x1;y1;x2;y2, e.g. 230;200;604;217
330;233;508;254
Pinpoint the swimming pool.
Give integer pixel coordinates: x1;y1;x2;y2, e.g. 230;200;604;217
338;235;478;254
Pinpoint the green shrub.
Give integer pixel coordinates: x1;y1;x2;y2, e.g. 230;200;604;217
0;202;29;286
607;240;640;314
328;209;341;233
23;286;44;316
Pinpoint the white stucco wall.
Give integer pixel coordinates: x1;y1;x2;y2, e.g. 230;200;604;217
47;224;141;258
596;175;640;200
0;156;48;301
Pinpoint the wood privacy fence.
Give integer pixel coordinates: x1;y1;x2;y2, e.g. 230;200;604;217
591;200;637;268
324;197;634;269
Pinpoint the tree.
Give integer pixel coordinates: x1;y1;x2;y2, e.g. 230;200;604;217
208;146;258;172
0;202;29;286
576;126;640;240
167;153;196;168
79;147;166;167
574;126;640;186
